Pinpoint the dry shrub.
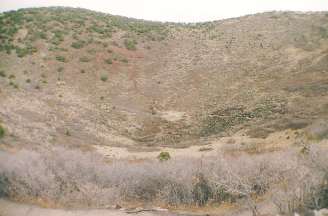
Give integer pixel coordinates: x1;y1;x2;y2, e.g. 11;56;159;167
305;119;328;140
271;145;328;214
0;146;327;213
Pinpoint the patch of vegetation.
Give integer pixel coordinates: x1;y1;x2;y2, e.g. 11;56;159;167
157;151;171;161
26;79;31;83
121;58;128;63
0;124;5;139
71;40;85;49
50;30;65;45
305;119;328;140
79;56;90;62
319;27;328;38
56;55;67;62
124;38;137;50
65;130;71;136
100;74;108;82
284;80;328;97
199;147;214;152
201;99;287;136
15;45;37;58
0;71;6;77
104;58;112;64
1;145;326;212
8;74;15;79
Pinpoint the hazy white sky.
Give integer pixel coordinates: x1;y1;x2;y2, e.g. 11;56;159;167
1;0;328;22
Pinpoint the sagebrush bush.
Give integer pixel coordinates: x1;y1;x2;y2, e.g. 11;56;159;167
100;74;108;82
56;56;66;62
71;40;85;49
0;146;327;212
0;125;4;138
105;59;112;64
124;38;137;50
0;70;6;77
79;56;90;62
157;151;170;161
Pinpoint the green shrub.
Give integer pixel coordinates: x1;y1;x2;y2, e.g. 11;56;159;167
26;79;31;83
121;58;128;63
319;27;328;38
8;74;15;79
79;56;90;62
56;56;67;62
157;152;171;161
16;46;37;58
124;38;137;50
105;58;112;64
71;40;85;49
0;71;6;77
100;74;108;82
65;130;71;136
0;125;4;138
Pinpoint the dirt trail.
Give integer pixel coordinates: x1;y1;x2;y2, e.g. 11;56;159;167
94;129;298;160
0;199;186;216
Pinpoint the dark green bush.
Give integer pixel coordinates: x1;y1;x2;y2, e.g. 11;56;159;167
0;71;6;77
8;74;15;79
157;152;171;161
121;58;128;63
71;40;85;49
105;58;112;64
0;125;4;138
16;46;37;58
124;38;137;50
56;56;67;62
100;74;108;82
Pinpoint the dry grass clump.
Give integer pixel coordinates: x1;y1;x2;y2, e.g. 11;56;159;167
0;146;327;214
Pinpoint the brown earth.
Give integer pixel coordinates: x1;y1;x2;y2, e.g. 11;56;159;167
0;8;328;151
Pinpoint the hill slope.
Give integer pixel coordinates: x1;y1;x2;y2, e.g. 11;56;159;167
0;7;328;149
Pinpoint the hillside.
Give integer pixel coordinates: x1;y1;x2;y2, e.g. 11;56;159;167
0;7;328;150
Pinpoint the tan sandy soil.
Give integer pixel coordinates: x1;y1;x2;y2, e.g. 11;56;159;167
94;129;299;160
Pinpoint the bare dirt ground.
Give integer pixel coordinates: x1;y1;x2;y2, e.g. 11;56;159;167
0;199;188;216
94;129;298;160
0;199;278;216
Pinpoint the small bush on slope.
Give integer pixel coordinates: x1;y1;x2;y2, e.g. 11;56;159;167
124;38;137;50
100;74;108;82
157;151;170;161
0;125;4;138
